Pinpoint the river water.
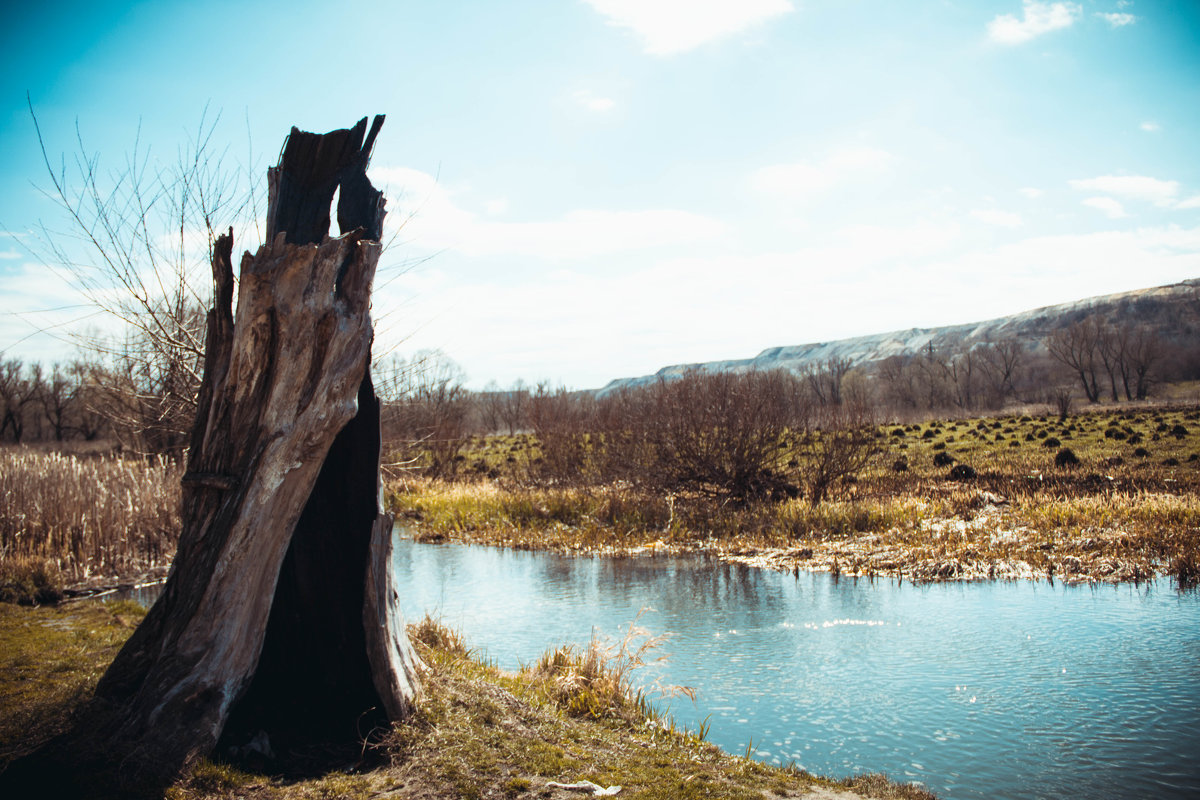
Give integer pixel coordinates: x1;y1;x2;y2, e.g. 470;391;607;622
392;536;1200;800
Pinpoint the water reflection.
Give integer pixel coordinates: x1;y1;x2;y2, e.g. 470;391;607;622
394;536;1200;800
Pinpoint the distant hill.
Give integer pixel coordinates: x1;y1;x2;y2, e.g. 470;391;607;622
598;278;1200;395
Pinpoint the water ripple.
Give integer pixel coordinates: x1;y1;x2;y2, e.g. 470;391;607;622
393;537;1200;800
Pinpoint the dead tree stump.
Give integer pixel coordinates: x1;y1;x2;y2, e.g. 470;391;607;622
1;117;420;797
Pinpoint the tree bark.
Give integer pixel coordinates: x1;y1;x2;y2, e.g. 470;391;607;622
2;117;420;797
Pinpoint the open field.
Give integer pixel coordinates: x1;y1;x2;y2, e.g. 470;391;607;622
0;601;932;800
388;404;1200;585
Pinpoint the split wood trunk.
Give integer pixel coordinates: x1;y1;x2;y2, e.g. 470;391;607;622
2;117;421;797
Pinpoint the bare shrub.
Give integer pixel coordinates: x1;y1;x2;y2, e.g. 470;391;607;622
1049;386;1073;422
788;403;879;506
610;370;810;502
378;350;471;479
28;107;259;457
502;369;880;506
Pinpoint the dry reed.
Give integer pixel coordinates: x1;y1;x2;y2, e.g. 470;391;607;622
530;612;694;724
0;447;181;586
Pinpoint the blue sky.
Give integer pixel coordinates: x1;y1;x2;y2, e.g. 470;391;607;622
2;0;1198;389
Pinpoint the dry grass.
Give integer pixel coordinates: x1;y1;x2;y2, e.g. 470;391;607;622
392;478;1200;585
529;612;695;725
0;447;180;594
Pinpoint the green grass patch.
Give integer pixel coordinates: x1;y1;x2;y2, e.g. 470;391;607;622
0;599;146;768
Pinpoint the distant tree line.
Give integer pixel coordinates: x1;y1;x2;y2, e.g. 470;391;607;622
6;299;1197;504
871;307;1197;417
0;358;107;446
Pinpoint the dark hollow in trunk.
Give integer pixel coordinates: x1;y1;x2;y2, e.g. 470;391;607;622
219;373;390;770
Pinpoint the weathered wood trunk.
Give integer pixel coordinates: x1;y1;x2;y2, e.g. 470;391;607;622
2;117;420;797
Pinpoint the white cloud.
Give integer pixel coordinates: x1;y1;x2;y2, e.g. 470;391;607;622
913;225;1200;319
1083;196;1128;218
1097;12;1136;27
1069;175;1180;205
1019;187;1043;199
372;166;726;259
0;250;21;260
830;222;962;262
1177;196;1200;210
0;260;107;361
1140;121;1161;133
584;0;794;56
750;147;892;201
987;1;1082;45
378;220;1200;389
573;90;616;113
375;220;964;387
971;209;1023;227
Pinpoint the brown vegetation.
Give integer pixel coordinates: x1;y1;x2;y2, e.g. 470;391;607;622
0;448;180;596
390;403;1200;587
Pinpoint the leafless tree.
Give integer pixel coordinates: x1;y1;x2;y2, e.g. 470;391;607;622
1124;325;1164;400
27;104;258;456
36;362;79;441
944;346;981;411
500;379;530;435
840;368;874;413
803;356;853;406
1095;323;1124;402
70;361;108;440
977;339;1025;407
875;354;917;410
0;359;39;442
916;342;955;409
477;381;505;434
476;378;530;436
377;350;471;478
1046;320;1102;403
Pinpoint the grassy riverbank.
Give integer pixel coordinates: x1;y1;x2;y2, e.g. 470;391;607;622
0;601;934;800
388;406;1200;585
